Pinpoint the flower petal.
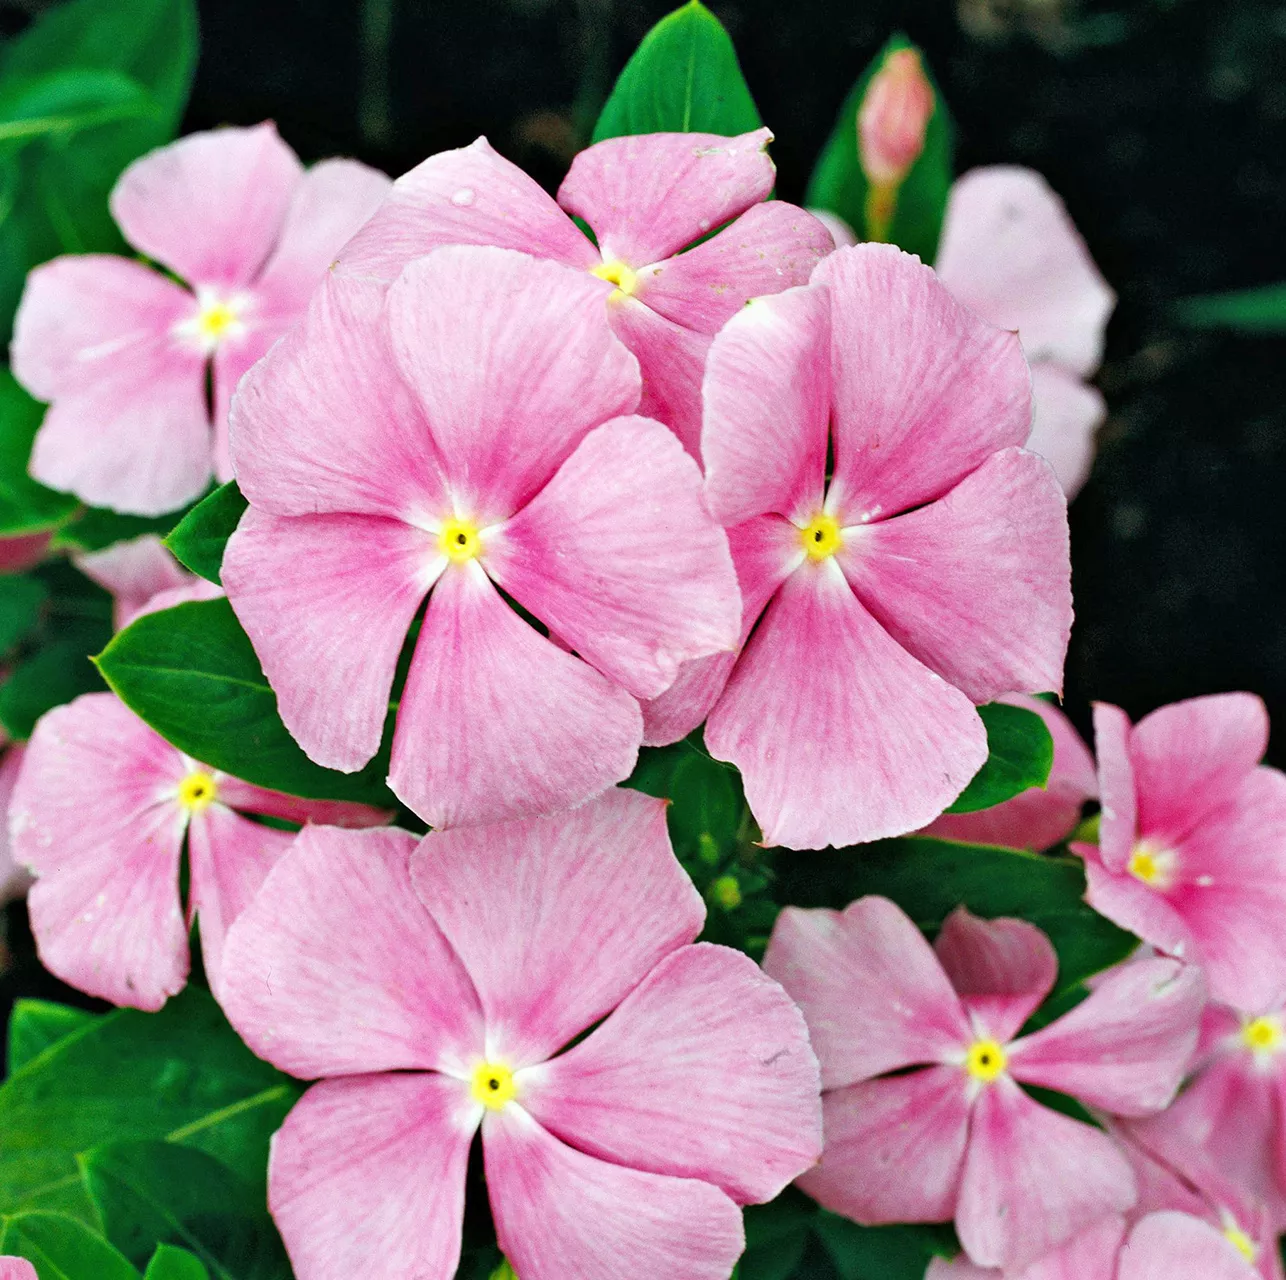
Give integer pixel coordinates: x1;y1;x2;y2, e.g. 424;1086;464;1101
763;897;973;1088
0;746;31;906
796;1066;971;1224
0;1260;37;1280
705;564;988;849
389;565;642;828
519;943;821;1204
387;245;640;523
1089;701;1139;873
1007;957;1204;1115
815;244;1032;521
408;787;702;1066
269;1073;476;1280
486;415;738;699
838;447;1071;704
1022;1215;1131;1280
1080;850;1196;959
223;507;434;773
701;283;831;528
1117;1212;1260;1280
640;651;737;747
213;777;392;829
73;533;193;630
558;128;776;266
484;1104;745;1280
1028;363;1105;500
219;824;483;1077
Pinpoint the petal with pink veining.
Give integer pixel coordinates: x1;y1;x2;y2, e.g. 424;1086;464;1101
389;564;641;828
484;1104;745;1280
219;824;482;1077
705;563;988;849
558;129;775;266
387;246;639;523
110;123;303;286
763;898;972;1089
409;787;702;1067
816;244;1032;521
1028;363;1105;500
1117;1212;1259;1280
1093;702;1139;873
269;1073;476;1280
223;507;435;773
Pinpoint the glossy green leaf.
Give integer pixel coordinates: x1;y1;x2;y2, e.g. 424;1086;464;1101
946;702;1054;814
0;1211;140;1279
0;371;78;537
1175;281;1286;333
164;483;247;586
6;1000;96;1076
144;1246;210;1280
96;597;397;806
592;0;761;142
805;35;953;262
0;574;47;653
813;1212;957;1279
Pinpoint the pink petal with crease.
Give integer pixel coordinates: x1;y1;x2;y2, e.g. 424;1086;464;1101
640;651;737;747
1029;362;1105;499
409;788;702;1067
1093;701;1139;872
1117;1212;1260;1280
214;777;391;829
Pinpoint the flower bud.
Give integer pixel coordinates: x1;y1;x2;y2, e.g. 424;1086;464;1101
858;47;934;188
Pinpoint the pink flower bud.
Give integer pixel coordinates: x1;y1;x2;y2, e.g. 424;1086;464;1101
858;47;935;188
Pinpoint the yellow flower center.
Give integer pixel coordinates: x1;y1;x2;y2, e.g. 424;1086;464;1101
590;259;638;298
1127;842;1175;888
1242;1015;1285;1055
964;1039;1008;1083
1224;1225;1257;1263
439;518;481;564
800;513;842;561
177;771;218;812
471;1062;517;1111
196;298;240;343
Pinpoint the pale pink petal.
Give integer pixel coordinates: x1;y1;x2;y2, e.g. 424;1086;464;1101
956;1075;1136;1271
935;166;1116;378
558;129;775;266
222;507;435;773
1022;1215;1131;1280
212;325;280;484
409;787;702;1066
1131;693;1270;846
0;1260;38;1280
73;533;191;630
519;943;821;1204
128;577;225;625
229;272;449;520
387;245;639;523
1093;701;1139;873
1028;363;1105;500
838;447;1071;703
388;564;641;828
1007;957;1204;1115
810;209;856;248
640;651;737;747
1080;851;1196;962
219;824;482;1077
705;564;988;849
485;415;738;699
337;136;597;281
269;1073;475;1280
110;123;304;286
763;898;973;1088
925;1258;994;1279
1114;1124;1211;1217
11;693;189;1009
214;777;392;829
638;202;834;333
0;746;31;905
700;283;830;528
923;694;1097;850
1117;1212;1260;1280
796;1067;971;1223
816;243;1032;520
933;907;1058;1042
484;1104;745;1280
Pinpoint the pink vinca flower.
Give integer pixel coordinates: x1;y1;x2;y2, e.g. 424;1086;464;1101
646;244;1072;849
218;789;823;1280
222;245;739;828
336;128;834;455
74;533;222;630
0;1260;36;1280
1072;693;1286;1010
8;692;390;1010
923;694;1098;851
763;898;1204;1272
934;167;1117;499
11;123;391;516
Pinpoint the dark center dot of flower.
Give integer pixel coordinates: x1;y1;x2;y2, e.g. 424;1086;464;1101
488;1077;500;1091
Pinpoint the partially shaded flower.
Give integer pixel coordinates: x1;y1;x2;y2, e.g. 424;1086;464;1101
8;692;390;1010
1072;693;1286;1010
11;123;390;516
223;245;740;828
74;533;221;630
218;789;822;1280
336;128;833;456
764;898;1203;1272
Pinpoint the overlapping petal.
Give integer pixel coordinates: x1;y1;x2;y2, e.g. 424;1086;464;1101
73;533;195;630
1117;1212;1260;1280
1093;701;1139;873
1028;363;1106;499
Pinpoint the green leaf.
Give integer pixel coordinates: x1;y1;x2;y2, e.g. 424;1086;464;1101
0;986;300;1226
53;505;190;554
82;1142;290;1280
0;371;78;537
805;35;953;261
1175;281;1286;333
6;1001;96;1076
740;1193;815;1280
164;483;247;586
946;702;1054;814
96;597;397;806
0;573;48;653
592;0;761;142
144;1246;210;1280
0;70;153;154
0;1211;140;1279
812;1212;956;1279
0;626;109;739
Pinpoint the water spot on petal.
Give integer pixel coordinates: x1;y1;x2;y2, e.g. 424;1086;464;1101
451;188;476;206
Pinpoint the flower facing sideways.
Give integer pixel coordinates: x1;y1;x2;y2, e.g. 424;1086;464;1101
764;898;1203;1272
217;789;823;1280
11;123;390;516
8;692;389;1010
223;244;740;828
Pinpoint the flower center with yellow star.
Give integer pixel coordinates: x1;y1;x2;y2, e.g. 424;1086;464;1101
800;514;842;561
964;1039;1008;1083
439;518;481;564
179;289;248;354
177;771;218;813
1127;842;1175;889
590;259;638;300
471;1062;517;1111
1242;1015;1285;1057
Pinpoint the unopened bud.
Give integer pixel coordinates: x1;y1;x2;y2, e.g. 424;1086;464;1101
858;48;934;188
